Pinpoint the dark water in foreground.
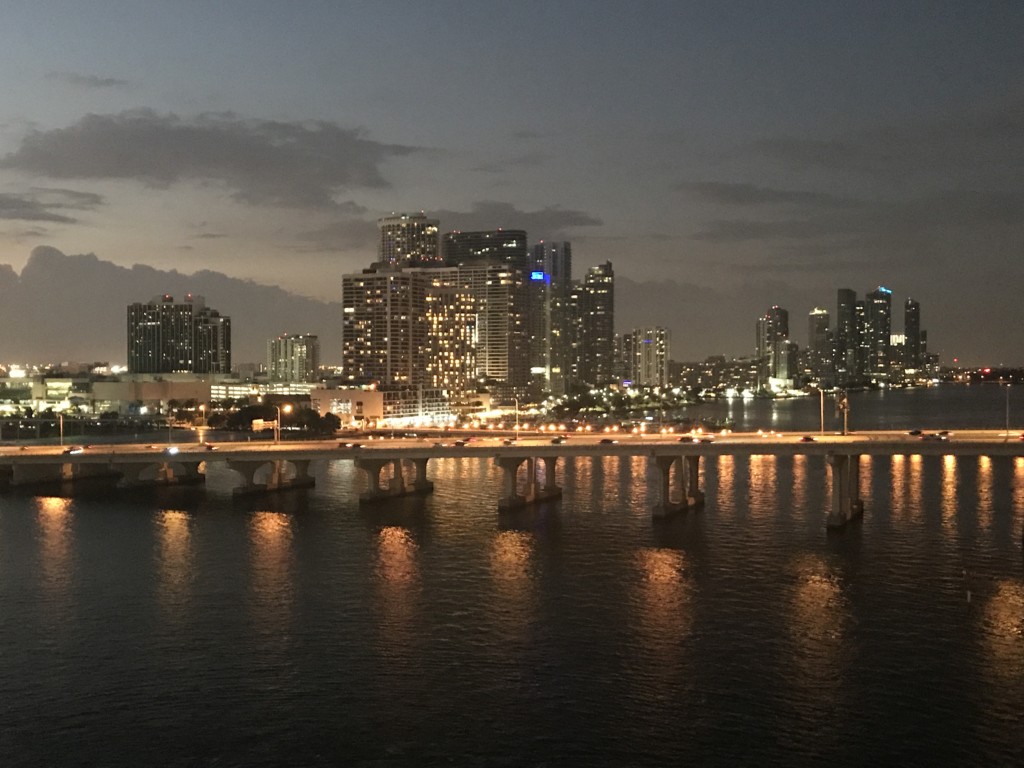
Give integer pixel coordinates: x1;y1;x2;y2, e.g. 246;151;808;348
1;386;1023;766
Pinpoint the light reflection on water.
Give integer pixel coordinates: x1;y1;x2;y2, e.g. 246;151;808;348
35;496;74;605
155;509;193;622
2;409;1023;765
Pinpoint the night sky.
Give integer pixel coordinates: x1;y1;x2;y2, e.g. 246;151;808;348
1;1;1022;365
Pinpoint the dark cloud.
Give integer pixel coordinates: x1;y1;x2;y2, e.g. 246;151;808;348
681;181;860;209
46;71;131;89
431;201;603;238
193;233;227;240
1;110;420;210
692;189;1024;243
294;218;379;251
750;100;1024;181
0;188;103;223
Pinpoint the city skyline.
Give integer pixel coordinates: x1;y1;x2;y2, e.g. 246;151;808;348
1;3;1023;365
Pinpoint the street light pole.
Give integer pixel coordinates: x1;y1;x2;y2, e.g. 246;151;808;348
1005;383;1011;438
819;389;825;435
514;397;520;438
273;404;292;444
59;412;64;447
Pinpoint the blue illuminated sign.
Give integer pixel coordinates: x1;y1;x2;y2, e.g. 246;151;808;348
530;271;548;282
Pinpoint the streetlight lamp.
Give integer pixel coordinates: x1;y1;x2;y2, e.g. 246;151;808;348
273;403;293;444
1004;382;1011;438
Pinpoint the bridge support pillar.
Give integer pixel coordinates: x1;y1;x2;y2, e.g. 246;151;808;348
495;455;561;510
408;457;434;494
686;455;705;507
116;461;204;487
653;455;687;516
356;458;421;503
228;459;312;495
827;453;864;528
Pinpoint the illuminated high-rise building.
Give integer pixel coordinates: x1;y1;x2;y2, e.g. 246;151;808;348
755;305;791;390
623;326;670;387
904;298;922;370
834;288;858;385
807;307;832;384
573;262;615;387
442;229;529;270
377;212;441;267
268;333;320;382
866;286;893;380
341;268;428;385
127;294;230;374
528;241;573;395
417;268;477;394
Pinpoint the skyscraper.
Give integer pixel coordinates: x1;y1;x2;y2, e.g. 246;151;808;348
866;286;893;381
341;268;428;385
623;326;670;387
574;262;615;387
807;307;832;385
127;294;231;374
904;298;921;370
377;212;441;267
755;305;791;390
835;288;858;386
442;229;529;270
268;334;321;382
528;241;573;395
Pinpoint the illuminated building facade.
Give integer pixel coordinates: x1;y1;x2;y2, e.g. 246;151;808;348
866;286;893;381
573;261;615;387
378;212;441;267
807;307;832;385
528;241;573;396
127;294;231;374
267;333;320;383
755;305;791;390
341;269;428;386
622;326;670;387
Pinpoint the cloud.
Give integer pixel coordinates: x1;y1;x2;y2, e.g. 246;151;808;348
294;218;379;251
193;233;227;239
1;110;420;210
431;201;603;238
46;71;131;89
750;99;1024;181
680;181;860;209
692;189;1024;243
0;188;103;223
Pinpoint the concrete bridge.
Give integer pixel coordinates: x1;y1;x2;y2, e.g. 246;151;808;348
1;431;1022;529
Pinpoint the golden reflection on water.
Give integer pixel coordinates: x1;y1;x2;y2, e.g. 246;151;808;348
36;496;73;602
976;456;994;531
633;548;692;656
981;580;1024;686
748;455;778;515
155;510;193;620
374;526;421;659
788;554;847;704
489;530;536;631
941;455;958;526
716;456;736;514
1013;457;1024;512
248;511;295;621
890;454;909;520
791;455;808;511
376;525;419;587
907;454;923;511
